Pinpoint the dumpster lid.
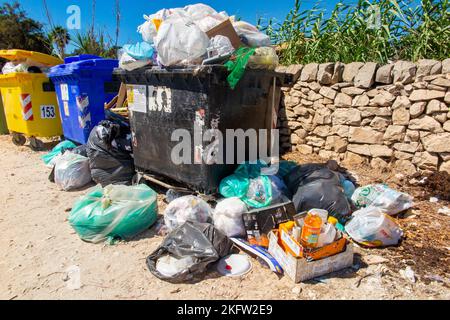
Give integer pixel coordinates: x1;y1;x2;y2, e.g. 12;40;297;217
48;57;119;77
0;49;63;67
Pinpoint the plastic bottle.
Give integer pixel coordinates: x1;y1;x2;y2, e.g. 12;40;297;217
300;212;323;248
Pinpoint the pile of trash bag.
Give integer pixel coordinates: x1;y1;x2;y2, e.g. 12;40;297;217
54;152;92;191
69;184;158;243
284;164;353;223
120;2;276;78
86;120;135;187
147;221;233;283
219;162;289;208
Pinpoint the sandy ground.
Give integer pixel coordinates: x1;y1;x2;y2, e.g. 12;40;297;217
0;134;449;300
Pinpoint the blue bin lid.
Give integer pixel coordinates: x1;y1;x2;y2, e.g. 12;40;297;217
48;55;119;78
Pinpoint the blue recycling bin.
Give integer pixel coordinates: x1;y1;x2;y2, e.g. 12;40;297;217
48;55;119;144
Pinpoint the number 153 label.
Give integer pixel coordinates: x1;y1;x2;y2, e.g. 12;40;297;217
40;105;56;119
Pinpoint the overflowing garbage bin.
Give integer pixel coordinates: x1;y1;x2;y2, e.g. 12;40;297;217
115;66;283;194
48;55;120;144
0;49;63;150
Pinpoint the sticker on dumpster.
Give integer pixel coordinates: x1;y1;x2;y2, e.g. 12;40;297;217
60;84;69;101
127;85;147;113
20;94;34;121
76;95;89;112
78;113;91;129
148;86;172;113
40;105;56;119
63;101;70;117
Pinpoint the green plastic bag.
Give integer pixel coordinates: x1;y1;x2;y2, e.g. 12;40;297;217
224;47;256;90
42;140;77;166
69;184;158;244
219;162;273;208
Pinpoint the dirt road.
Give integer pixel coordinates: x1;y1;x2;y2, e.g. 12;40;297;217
0;135;448;300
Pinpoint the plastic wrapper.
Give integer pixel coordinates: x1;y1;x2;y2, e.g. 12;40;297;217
285;164;352;223
146;221;233;283
69;184;158;243
41;140;77;167
352;184;413;215
213;197;248;237
155;16;210;67
164;195;213;231
54;152;92;191
86;120;135;187
118;50;152;71
247;47;279;70
345;206;403;247
232;20;271;47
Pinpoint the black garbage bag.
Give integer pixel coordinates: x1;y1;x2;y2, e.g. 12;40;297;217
71;145;88;157
284;164;352;223
86;120;135;187
147;221;233;283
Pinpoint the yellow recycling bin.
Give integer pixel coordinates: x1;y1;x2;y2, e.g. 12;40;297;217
0;49;63;150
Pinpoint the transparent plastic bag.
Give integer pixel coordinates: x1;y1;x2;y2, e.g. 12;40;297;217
232;21;271;47
352;184;413;215
54;152;92;191
195;13;229;32
164;196;212;231
247;47;279;70
2;62;28;74
69;184;158;243
213;197;248;237
122;42;155;60
345;207;403;247
207;35;234;58
41;140;77;167
155;16;210;66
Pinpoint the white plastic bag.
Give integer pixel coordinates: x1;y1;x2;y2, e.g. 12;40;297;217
345;207;403;247
183;3;217;20
2;62;28;74
233;21;271;47
155;16;210;66
213;197;248;237
317;223;337;247
352;184;414;215
54;152;92;191
164;195;212;231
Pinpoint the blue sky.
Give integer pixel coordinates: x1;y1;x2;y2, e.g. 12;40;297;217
3;0;356;51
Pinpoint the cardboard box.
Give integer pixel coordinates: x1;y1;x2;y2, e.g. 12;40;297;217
268;231;354;283
243;201;297;247
279;224;348;261
206;19;243;49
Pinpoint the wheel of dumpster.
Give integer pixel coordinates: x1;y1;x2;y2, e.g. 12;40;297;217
29;137;45;151
12;133;26;146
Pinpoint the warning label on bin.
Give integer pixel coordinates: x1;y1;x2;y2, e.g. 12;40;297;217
127;85;147;113
60;84;69;101
148;86;172;113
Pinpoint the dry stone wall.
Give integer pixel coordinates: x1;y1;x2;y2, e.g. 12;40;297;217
277;59;450;176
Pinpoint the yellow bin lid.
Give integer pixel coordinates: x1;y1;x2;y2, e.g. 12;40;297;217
0;49;63;67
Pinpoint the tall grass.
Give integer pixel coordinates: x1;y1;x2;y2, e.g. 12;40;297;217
259;0;450;65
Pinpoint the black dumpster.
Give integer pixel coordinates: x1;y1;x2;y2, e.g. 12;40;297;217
114;66;284;194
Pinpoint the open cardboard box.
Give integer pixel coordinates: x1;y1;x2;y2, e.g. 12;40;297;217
268;231;354;283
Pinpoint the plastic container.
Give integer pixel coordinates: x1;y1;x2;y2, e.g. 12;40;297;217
0;50;64;149
115;65;285;194
48;55;119;144
300;212;322;248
